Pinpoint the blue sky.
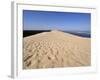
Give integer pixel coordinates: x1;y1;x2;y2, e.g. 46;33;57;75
23;10;91;31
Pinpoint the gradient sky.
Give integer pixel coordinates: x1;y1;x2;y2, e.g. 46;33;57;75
23;10;91;31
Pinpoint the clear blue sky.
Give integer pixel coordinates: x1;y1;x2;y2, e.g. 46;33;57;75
23;10;91;31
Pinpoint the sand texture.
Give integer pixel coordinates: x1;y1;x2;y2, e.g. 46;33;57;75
23;31;91;69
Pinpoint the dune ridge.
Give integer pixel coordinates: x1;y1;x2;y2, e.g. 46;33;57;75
23;30;91;69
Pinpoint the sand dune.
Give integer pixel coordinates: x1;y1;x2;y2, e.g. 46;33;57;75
23;30;91;69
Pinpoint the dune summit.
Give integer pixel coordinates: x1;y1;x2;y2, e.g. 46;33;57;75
23;30;91;69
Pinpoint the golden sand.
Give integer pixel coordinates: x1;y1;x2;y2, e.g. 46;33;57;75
23;30;91;69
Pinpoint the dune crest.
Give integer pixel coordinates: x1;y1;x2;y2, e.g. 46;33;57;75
23;31;91;69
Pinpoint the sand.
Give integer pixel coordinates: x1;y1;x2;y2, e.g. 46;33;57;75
23;30;91;69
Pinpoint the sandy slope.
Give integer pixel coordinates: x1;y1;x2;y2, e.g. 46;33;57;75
23;30;91;69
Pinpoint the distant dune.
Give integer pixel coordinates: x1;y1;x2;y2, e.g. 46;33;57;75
23;30;91;69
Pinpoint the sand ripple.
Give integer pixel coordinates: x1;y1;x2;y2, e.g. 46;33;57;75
23;31;91;69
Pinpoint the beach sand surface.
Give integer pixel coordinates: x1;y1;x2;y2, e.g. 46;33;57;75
23;30;91;69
